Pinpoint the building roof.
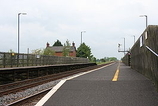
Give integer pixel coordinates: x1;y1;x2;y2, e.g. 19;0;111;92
47;46;76;52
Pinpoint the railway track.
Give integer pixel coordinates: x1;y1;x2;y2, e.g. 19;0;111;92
0;63;113;106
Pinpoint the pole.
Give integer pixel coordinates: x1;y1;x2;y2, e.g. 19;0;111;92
133;35;135;44
124;38;125;56
81;31;86;44
27;48;29;54
146;15;148;28
17;13;27;67
81;32;82;44
17;13;20;67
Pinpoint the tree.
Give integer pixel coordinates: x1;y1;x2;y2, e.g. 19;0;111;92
43;48;55;56
109;57;117;61
31;49;44;55
100;58;106;62
53;40;63;46
91;55;97;62
99;57;117;62
8;49;15;53
63;40;71;56
32;48;55;56
76;43;92;60
104;57;117;61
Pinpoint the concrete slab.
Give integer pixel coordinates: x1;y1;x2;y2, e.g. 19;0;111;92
36;62;158;106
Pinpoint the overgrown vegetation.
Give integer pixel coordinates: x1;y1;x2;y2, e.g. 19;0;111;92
63;40;71;56
96;57;117;64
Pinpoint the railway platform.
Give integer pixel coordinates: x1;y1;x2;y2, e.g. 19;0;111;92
36;62;158;106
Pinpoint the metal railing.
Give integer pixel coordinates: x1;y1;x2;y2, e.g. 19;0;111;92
146;46;158;57
0;52;89;68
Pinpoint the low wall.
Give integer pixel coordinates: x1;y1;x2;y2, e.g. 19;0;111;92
123;25;158;90
122;53;130;66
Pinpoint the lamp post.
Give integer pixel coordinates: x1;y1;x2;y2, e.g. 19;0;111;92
124;38;125;56
140;15;148;28
81;31;86;44
17;13;27;66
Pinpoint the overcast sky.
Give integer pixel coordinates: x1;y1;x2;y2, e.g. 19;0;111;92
0;0;158;59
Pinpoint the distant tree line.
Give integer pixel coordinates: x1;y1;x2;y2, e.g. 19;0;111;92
97;57;117;63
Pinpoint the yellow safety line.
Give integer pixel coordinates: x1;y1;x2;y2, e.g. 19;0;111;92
112;69;119;81
112;61;120;81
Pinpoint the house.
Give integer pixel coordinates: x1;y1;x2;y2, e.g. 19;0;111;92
46;42;77;57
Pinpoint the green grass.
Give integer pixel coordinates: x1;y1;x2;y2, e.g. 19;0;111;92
96;61;113;65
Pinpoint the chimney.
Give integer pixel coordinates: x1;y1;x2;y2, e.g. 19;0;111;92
46;42;50;47
72;42;75;47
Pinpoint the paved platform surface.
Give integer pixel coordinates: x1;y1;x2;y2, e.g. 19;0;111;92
36;62;158;106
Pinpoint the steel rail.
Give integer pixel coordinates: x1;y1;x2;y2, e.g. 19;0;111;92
146;46;158;57
7;87;51;106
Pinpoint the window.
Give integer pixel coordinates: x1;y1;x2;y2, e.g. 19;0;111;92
145;31;148;40
140;36;143;47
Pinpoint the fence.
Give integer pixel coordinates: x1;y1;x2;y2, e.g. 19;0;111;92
122;25;158;90
0;52;89;68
